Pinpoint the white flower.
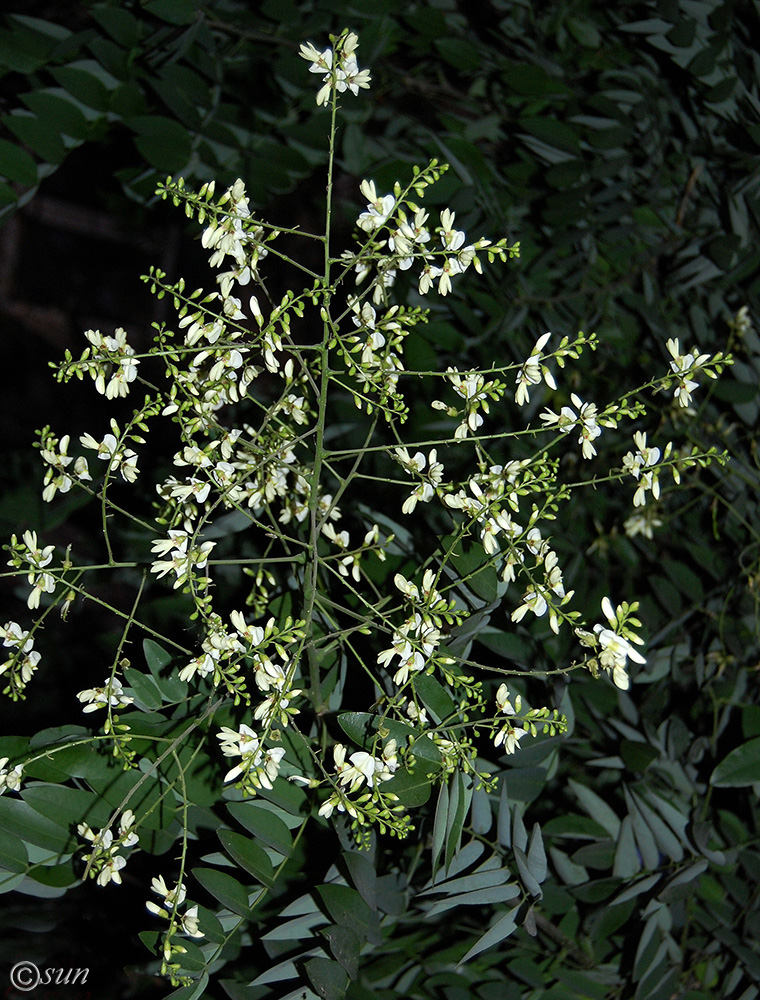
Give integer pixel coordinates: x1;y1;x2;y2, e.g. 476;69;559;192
594;628;644;689
301;34;371;106
357;179;395;231
230;610;265;645
435;368;489;438
494;723;528;753
119;809;139;848
179;651;216;683
396;447;443;513
77;675;134;713
335;740;398;791
1;621;33;653
180;905;204;938
405;700;428;726
592;597;647;690
418;261;439;295
514;332;556;406
40;433;74;501
439;209;466;252
97;852;127;886
666;338;712;408
421;254;464;296
318;791;358;820
622;431;662;507
402;482;433;515
395;447;426;473
299;40;332;75
150;532;215;590
511;587;548;622
254;687;301;727
389;209;430;267
494;680;529;748
624;511;663;539
496;682;522;716
0;621;41;689
14;535;57;610
170;477;211;504
0;757;23;795
148;875;187;912
78;811;137;887
322;521;350;548
84;327;139;398
336;34;371;95
80;429;140;483
540;393;601;458
217;724;286;790
218;723;260;783
734;305;751;335
146;876;202;937
391;615;440;685
21;530;54;569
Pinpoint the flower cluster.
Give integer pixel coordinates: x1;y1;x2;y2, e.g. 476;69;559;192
432;367;507;440
666;337;715;408
440;462;573;635
146;876;203;943
178;611;304;710
318;740;399;819
6;531;56;610
39;429;92;502
622;431;669;507
150;528;216;591
177;615;246;686
578;597;646;690
81;327;140;399
514;332;558;406
252;653;302;729
78;810;139;887
377;571;459;686
0;29;743;997
77;675;134;714
623;509;664;540
299;30;371;107
217;723;287;795
336;740;399;791
358;191;497;299
491;684;567;754
336;295;420;416
434;456;575;633
493;684;528;754
81;420;140;483
540;392;604;459
395;446;444;514
510;541;573;635
200;177;269;296
0;620;41;696
418;208;492;296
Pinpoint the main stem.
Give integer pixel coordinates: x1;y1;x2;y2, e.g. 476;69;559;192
302;84;340;715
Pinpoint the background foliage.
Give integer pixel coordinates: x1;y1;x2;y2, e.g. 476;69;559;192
0;1;758;999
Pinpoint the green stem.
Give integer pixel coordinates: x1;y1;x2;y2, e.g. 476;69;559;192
301;81;341;714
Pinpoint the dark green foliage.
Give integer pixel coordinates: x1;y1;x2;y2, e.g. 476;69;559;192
0;1;759;998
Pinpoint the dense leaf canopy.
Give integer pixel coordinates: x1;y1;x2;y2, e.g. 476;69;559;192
0;3;758;1000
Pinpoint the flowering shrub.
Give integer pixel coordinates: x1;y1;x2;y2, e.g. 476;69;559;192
0;29;732;997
